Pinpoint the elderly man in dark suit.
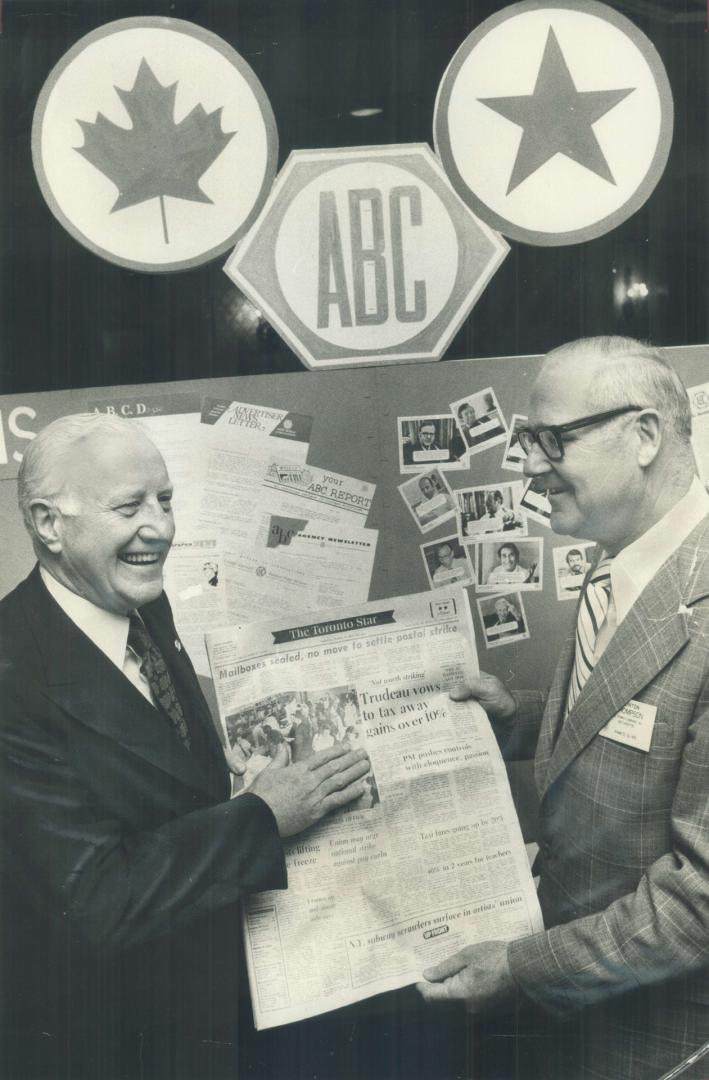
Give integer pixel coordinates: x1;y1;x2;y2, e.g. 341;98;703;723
0;413;369;1079
418;337;709;1080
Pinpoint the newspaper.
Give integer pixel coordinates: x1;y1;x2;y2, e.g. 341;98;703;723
206;589;543;1029
197;396;313;538
222;514;378;625
260;461;375;528
162;533;228;677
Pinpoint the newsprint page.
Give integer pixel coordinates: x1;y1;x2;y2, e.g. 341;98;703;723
206;588;542;1030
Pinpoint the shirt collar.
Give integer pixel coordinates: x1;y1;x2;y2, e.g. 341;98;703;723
609;475;709;626
39;566;131;671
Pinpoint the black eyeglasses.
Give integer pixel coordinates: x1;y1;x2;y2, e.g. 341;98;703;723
517;405;645;461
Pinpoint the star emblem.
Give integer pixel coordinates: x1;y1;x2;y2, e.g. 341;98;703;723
479;27;635;195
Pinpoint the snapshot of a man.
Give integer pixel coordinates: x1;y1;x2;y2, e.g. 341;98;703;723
402;420;439;466
431;541;470;587
485;542;532;586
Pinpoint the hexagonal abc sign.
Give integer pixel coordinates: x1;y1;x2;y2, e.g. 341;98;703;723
224;145;509;370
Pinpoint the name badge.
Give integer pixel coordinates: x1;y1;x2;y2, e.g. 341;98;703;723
599;699;657;752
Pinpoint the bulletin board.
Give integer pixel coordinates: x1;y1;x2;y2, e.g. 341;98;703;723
2;340;707;700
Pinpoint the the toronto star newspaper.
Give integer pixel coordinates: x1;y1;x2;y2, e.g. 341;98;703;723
206;587;542;1030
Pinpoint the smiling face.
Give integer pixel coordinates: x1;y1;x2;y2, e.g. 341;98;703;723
566;551;584;573
499;544;518;571
523;353;644;551
48;431;175;615
494;598;512;621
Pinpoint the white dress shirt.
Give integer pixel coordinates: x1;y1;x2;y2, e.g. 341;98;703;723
594;475;709;661
39;567;155;705
486;563;529;586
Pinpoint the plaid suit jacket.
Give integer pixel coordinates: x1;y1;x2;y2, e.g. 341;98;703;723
506;514;709;1079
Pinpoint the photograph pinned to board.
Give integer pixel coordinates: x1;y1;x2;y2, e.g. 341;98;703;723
477;592;530;649
455;481;527;544
520;479;552;527
399;468;457;534
501;414;528;472
475;537;543;593
398;414;467;473
421;534;475;590
552;542;596;601
449;386;508;458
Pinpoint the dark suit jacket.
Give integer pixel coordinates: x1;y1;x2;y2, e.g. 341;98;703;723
501;517;709;1080
0;566;287;1077
402;437;441;466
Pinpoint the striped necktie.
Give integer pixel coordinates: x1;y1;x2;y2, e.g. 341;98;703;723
566;557;613;715
128;613;192;749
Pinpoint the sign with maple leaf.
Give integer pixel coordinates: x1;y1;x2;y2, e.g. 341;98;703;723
434;0;673;246
224;145;509;371
32;17;278;272
75;58;235;245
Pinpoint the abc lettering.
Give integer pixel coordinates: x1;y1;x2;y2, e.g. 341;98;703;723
317;186;427;329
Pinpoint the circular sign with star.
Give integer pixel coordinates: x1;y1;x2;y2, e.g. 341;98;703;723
434;0;673;246
32;17;278;272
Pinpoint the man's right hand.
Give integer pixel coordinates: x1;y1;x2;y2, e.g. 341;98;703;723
249;745;370;838
450;673;516;722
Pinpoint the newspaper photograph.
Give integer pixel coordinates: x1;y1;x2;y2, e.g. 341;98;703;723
206;590;543;1029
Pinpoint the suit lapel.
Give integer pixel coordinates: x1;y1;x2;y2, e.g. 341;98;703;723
52;668;209;794
534;552;600;788
534;635;575;790
22;569;222;796
539;518;709;799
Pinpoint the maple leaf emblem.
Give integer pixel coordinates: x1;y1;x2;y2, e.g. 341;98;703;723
75;59;235;243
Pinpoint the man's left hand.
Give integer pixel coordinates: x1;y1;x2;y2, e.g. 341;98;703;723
416;940;515;1012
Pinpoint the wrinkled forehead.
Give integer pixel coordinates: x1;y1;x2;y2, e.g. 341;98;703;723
529;353;596;425
59;430;169;500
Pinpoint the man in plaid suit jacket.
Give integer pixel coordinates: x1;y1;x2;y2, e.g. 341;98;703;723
418;337;709;1080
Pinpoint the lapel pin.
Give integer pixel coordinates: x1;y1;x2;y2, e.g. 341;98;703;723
175;639;182;652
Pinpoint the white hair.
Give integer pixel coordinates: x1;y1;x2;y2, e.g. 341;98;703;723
546;336;691;442
17;412;149;532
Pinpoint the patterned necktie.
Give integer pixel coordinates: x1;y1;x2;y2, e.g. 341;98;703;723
127;613;191;749
566;557;613;715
